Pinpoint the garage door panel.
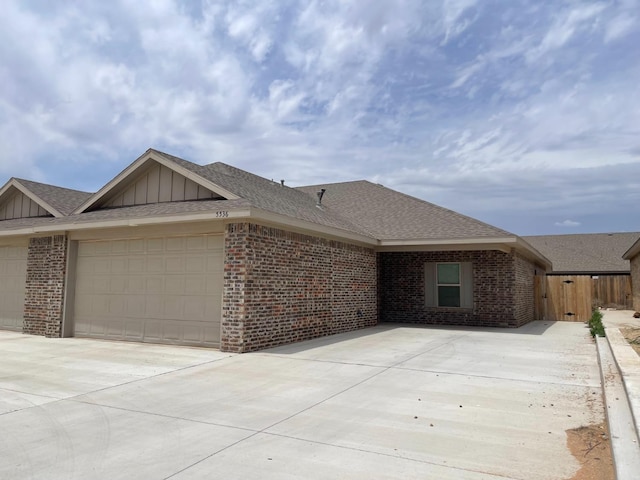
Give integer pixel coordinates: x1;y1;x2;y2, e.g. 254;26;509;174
185;277;206;295
145;295;164;317
0;244;27;332
206;255;223;273
187;236;206;251
147;238;164;252
147;257;164;273
124;319;144;340
126;296;145;316
206;276;223;295
74;235;222;347
165;276;185;294
144;320;162;341
146;277;164;294
128;277;145;294
184;297;206;321
129;258;144;273
166;237;186;251
166;257;186;273
186;256;206;273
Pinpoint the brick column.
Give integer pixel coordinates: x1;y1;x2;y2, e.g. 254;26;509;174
23;235;68;337
221;223;248;352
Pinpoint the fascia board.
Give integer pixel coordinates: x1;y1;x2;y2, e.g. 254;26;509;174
0;208;252;236
377;243;513;253
72;151;240;214
7;179;64;217
378;236;518;247
623;238;640;260
378;236;553;270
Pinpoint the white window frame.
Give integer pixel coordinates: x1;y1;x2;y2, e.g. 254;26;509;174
425;262;473;309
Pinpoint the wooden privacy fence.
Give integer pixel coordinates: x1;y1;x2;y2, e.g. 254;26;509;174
535;274;633;322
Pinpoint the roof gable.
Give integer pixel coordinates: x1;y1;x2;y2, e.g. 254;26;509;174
0;186;51;220
623;236;640;260
0;178;91;219
74;149;239;213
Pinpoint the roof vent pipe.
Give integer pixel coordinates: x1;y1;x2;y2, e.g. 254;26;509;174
316;188;326;206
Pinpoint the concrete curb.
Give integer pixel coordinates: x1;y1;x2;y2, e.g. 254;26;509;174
596;335;640;478
605;326;640;442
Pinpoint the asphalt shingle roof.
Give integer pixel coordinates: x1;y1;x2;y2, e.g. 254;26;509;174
151;150;371;236
523;232;640;273
14;178;92;216
297;180;514;240
0;149;530;249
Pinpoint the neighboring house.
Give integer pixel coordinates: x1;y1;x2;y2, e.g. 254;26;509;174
0;149;551;353
623;238;640;311
524;232;640;275
524;232;639;320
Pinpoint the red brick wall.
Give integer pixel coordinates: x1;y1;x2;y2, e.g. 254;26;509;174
222;223;377;352
379;250;534;327
23;235;68;337
514;253;537;326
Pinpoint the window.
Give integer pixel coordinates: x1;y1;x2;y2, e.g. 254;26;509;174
425;262;473;308
437;263;460;307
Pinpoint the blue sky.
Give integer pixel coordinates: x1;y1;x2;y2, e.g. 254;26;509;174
1;0;639;235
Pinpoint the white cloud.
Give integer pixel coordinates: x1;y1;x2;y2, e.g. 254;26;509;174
604;14;637;42
0;0;638;234
555;220;581;227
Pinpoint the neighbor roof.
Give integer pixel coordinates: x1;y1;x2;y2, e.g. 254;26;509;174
623;236;640;260
524;232;640;274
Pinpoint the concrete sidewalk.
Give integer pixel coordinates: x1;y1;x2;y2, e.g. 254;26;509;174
0;322;605;479
601;309;640;476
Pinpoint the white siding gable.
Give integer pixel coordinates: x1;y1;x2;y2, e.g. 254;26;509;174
0;189;50;220
103;163;222;208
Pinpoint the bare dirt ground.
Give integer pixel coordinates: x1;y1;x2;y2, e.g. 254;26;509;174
621;326;640;357
566;422;614;480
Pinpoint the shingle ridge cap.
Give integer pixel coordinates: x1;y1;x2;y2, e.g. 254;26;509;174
13;177;92;194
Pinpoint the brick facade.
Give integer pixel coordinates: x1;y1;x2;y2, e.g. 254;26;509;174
222;223;377;353
23;235;68;337
514;252;537;325
631;255;640;311
379;250;536;328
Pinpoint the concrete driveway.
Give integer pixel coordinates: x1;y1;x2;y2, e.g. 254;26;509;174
0;321;603;480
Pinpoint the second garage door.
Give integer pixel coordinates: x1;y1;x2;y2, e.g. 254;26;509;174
73;234;223;347
0;244;27;331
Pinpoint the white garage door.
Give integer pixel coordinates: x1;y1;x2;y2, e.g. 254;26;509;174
74;235;223;347
0;244;27;331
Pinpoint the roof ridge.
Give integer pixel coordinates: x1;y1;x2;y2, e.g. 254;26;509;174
13;177;92;194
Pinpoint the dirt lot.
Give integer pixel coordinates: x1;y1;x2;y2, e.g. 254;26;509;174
621;326;640;357
567;422;614;480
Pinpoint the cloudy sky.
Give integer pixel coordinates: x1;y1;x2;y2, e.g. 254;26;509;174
1;0;639;235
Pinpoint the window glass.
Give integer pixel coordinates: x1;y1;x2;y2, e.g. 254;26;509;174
437;263;459;284
438;286;461;307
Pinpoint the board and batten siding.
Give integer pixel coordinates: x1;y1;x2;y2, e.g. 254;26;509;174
104;163;219;208
0;190;49;220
